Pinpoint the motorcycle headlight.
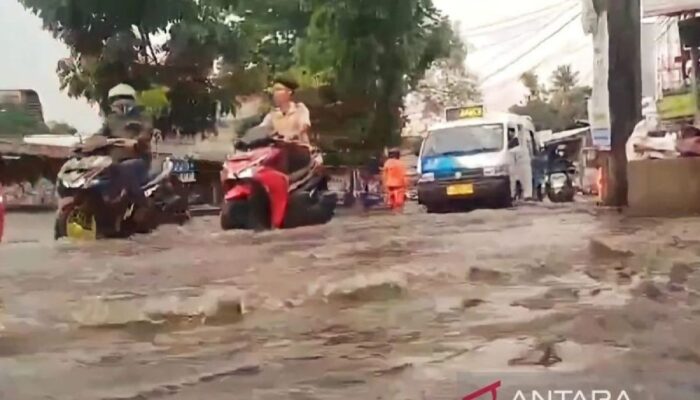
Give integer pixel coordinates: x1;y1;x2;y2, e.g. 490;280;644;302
483;165;509;177
68;176;87;188
419;172;435;183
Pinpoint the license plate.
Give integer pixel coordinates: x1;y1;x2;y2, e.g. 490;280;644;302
178;172;196;183
446;183;474;196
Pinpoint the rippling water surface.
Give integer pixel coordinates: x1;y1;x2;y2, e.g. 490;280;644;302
2;205;700;399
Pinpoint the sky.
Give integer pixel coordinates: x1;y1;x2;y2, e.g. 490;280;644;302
0;0;592;134
435;0;592;111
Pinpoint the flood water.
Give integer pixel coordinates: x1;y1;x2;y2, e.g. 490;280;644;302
2;204;700;399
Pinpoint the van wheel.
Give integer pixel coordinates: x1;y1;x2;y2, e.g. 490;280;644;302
497;192;513;209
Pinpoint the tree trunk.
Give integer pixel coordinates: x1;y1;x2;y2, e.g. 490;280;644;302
606;0;641;206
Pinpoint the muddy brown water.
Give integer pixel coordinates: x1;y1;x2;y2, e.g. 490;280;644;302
1;204;700;399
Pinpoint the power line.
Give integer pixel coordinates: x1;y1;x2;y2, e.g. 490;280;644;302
464;0;576;36
475;8;580;73
470;8;573;53
482;41;590;90
481;10;582;84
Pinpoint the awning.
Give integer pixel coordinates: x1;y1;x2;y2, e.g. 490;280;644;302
543;127;590;147
643;0;700;17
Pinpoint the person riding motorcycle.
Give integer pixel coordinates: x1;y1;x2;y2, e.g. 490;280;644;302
257;76;317;174
93;83;154;222
548;145;571;174
259;76;311;144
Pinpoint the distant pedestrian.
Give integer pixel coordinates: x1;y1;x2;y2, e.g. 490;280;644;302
382;148;407;211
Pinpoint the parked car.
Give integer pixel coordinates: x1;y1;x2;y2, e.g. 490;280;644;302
0;184;5;243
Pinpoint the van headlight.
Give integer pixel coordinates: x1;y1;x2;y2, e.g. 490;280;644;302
483;165;509;177
418;172;435;183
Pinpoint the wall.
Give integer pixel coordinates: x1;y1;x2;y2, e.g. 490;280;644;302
627;158;700;216
641;22;658;99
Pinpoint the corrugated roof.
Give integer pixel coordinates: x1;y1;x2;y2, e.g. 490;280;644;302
643;0;700;17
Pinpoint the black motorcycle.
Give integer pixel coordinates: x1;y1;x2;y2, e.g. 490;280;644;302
54;135;189;240
545;159;576;203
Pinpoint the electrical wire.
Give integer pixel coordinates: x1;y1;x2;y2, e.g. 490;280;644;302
474;9;580;74
470;7;573;53
464;0;576;36
480;10;583;84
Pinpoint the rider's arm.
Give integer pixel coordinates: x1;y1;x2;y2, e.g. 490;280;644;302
259;112;274;128
297;103;311;143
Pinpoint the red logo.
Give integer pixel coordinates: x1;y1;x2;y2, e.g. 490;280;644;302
463;381;502;400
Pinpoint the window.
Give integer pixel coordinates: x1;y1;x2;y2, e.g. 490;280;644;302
423;124;505;157
507;125;519;149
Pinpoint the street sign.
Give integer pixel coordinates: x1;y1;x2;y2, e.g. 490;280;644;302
591;128;611;151
446;105;484;121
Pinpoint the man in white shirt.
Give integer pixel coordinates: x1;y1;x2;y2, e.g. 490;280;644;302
626;112;677;161
259;77;311;144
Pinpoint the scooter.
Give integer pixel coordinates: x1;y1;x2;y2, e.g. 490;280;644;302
546;163;576;203
219;126;337;230
54;133;190;240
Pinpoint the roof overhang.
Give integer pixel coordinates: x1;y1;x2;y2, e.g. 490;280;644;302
643;0;700;17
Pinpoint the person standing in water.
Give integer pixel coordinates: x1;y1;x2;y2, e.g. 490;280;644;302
382;148;407;211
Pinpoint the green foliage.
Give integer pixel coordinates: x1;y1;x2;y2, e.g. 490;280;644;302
293;0;459;149
21;0;460;151
510;65;591;131
20;0;250;135
136;86;170;119
550;65;579;93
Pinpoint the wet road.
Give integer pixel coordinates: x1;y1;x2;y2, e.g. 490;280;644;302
2;204;700;399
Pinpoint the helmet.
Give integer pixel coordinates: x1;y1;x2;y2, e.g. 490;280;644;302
108;84;137;101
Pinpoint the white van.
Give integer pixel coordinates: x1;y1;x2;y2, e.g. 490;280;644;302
416;107;537;212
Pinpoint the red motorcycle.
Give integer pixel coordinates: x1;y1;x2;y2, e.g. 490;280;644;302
220;127;337;230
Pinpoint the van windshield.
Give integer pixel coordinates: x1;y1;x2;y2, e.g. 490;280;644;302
422;124;504;157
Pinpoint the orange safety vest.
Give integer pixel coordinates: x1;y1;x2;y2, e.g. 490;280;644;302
382;158;407;189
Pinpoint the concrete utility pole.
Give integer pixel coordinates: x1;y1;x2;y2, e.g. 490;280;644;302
606;0;642;206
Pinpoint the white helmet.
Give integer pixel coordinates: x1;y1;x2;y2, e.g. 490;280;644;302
108;83;136;101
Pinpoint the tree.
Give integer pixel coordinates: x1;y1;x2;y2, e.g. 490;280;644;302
293;0;460;149
20;0;257;135
21;0;460;153
414;33;481;113
519;71;547;101
510;64;591;131
550;64;579;93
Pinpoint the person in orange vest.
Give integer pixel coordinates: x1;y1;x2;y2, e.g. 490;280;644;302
382;148;407;211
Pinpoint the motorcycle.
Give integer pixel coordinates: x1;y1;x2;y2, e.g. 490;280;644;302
546;161;576;203
54;131;190;240
220;126;337;230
